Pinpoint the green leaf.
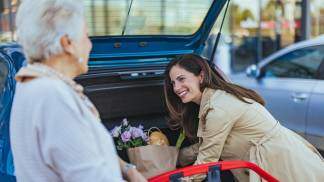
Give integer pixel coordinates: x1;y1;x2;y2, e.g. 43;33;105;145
176;130;186;149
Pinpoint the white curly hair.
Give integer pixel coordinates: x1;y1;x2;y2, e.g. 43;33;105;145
16;0;85;63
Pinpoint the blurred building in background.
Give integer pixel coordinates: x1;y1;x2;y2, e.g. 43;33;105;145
0;0;18;42
223;0;324;73
0;0;323;73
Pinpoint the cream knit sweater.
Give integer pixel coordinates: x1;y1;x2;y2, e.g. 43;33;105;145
10;77;123;182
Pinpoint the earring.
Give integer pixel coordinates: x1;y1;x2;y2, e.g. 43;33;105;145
78;58;84;63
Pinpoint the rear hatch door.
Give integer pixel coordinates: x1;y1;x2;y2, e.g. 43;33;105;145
77;0;229;125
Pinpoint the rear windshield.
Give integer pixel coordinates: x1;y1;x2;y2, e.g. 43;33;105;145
84;0;214;36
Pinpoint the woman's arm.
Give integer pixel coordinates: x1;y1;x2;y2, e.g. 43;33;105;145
190;107;235;181
119;158;147;182
195;107;234;165
37;88;124;182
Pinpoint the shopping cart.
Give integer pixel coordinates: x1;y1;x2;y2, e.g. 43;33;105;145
148;160;279;182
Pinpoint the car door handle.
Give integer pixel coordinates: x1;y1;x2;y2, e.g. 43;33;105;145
291;93;308;103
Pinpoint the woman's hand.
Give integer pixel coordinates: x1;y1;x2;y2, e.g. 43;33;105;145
177;143;199;167
125;168;147;182
119;157;147;182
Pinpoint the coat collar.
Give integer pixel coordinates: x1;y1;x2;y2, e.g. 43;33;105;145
15;66;45;82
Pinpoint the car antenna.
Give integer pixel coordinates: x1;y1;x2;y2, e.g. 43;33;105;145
122;0;134;36
209;0;230;64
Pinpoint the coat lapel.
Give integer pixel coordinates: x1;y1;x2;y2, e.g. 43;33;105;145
197;88;216;136
198;88;215;119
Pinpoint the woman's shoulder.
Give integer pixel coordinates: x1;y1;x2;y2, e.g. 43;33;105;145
209;89;251;115
210;89;242;105
16;77;75;104
200;89;229;119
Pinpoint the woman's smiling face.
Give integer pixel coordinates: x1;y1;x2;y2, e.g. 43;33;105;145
169;65;203;104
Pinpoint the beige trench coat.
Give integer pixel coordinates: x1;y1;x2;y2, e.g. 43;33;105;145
194;88;324;182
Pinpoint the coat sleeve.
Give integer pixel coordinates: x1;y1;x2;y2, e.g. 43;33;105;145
36;88;123;182
195;106;235;165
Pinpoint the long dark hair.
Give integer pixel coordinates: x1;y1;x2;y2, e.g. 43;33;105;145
164;54;265;139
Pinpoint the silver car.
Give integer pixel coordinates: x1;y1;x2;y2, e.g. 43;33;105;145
230;35;324;153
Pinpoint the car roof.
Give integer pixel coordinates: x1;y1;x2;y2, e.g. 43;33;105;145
259;35;324;67
0;43;26;72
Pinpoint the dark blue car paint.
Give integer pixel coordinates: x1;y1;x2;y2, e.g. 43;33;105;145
0;44;25;181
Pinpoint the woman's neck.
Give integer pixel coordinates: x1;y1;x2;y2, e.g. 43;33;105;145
41;54;79;79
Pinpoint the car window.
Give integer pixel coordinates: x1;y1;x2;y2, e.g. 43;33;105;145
84;0;214;36
0;59;8;95
315;58;324;80
262;45;324;79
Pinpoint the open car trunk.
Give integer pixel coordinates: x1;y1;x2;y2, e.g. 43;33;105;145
76;0;230;146
76;0;229;145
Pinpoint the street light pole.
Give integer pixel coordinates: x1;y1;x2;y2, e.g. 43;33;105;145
256;0;262;63
301;0;311;40
275;0;282;51
8;0;14;41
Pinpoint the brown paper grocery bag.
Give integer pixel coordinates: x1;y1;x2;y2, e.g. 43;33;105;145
127;145;179;178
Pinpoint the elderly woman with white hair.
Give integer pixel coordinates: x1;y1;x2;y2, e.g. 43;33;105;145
9;0;146;181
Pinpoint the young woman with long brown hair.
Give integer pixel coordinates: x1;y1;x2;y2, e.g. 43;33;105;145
164;54;324;182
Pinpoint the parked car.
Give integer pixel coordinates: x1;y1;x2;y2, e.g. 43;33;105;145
0;0;230;181
230;35;324;153
0;44;26;181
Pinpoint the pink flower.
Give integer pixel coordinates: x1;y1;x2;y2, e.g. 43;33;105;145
121;131;131;142
142;132;149;142
113;118;149;150
131;127;144;139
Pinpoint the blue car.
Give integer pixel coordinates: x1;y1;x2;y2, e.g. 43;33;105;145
0;44;26;181
0;0;230;181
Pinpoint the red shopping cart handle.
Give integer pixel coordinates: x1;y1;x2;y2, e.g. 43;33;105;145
148;160;279;182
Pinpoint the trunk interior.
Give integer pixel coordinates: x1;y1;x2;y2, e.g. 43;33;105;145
76;64;182;148
76;66;235;181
